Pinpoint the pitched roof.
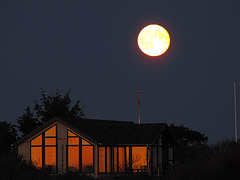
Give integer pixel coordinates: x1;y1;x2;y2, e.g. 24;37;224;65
63;117;167;145
15;117;172;146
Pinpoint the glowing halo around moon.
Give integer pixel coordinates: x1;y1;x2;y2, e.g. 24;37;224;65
137;24;170;57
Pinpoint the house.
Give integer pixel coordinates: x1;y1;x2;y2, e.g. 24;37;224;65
15;117;177;177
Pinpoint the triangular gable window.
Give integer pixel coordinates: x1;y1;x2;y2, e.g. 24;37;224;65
82;139;90;145
45;125;56;137
67;129;93;173
30;125;57;172
31;134;42;146
68;131;77;137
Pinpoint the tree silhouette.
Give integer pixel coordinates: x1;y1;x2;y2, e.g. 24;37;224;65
169;124;208;146
34;89;85;123
0;121;17;153
17;106;40;136
17;89;85;135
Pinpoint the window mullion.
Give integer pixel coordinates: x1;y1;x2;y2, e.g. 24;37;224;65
124;147;127;173
42;133;45;168
79;137;82;172
117;147;119;173
105;147;107;173
56;126;58;174
66;131;69;173
129;146;132;172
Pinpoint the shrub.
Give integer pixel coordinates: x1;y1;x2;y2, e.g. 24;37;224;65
170;140;240;180
0;153;95;180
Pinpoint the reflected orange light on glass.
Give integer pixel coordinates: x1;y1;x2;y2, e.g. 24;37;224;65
68;137;79;145
45;126;56;137
132;147;147;170
99;147;105;172
114;147;118;173
68;131;77;137
106;147;111;173
31;126;57;169
126;147;129;168
118;147;125;172
45;138;56;145
68;146;79;171
45;147;56;166
82;146;93;172
82;139;91;145
31;147;42;168
31;134;42;146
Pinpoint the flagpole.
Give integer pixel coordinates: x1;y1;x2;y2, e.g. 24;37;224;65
137;89;140;124
234;80;238;142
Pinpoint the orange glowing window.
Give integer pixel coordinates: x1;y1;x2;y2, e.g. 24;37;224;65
114;147;118;173
82;146;93;172
99;147;105;173
68;137;79;145
67;130;94;173
106;147;111;173
132;147;147;170
82;139;91;145
45;126;56;137
45;138;56;145
45;147;56;166
31;134;42;146
118;147;125;172
31;126;57;171
68;131;77;137
68;146;79;171
31;147;42;168
126;147;129;168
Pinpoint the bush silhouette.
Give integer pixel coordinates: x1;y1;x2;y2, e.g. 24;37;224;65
171;140;240;180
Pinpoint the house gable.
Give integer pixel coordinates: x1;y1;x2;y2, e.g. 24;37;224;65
16;117;178;177
15;117;99;147
16;119;97;174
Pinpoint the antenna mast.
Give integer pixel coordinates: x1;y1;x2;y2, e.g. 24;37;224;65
234;80;238;142
137;89;141;124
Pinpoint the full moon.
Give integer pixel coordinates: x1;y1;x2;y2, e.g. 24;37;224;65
137;24;170;57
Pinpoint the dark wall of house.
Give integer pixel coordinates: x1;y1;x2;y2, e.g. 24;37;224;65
162;130;169;175
163;128;175;175
150;128;176;176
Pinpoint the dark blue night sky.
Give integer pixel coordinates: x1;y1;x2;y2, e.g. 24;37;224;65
1;0;240;143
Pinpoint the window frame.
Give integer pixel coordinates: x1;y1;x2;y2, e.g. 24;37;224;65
66;130;94;173
98;146;136;174
30;125;58;173
131;146;148;173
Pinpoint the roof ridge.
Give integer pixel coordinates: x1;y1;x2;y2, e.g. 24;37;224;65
59;116;134;123
82;118;134;124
